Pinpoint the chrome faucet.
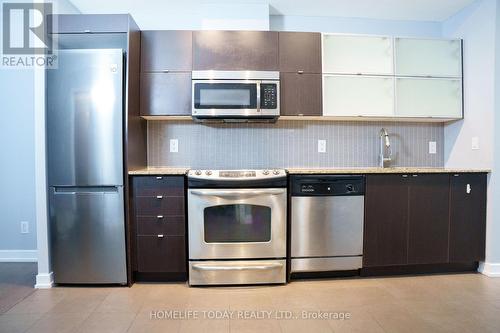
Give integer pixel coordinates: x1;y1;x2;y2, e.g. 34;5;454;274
379;128;392;168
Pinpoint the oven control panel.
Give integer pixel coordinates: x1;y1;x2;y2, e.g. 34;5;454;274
219;171;256;178
189;169;285;180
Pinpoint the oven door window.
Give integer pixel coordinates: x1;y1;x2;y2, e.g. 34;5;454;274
204;204;271;243
194;83;257;109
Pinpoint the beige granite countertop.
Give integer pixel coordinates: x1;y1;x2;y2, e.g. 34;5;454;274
286;167;490;174
128;167;188;175
129;167;490;175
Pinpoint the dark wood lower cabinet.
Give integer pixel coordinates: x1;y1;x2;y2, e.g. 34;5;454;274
363;174;409;267
407;174;450;264
131;176;187;281
363;173;487;272
449;173;487;263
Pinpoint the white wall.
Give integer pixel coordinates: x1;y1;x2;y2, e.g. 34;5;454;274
442;0;500;275
0;0;79;263
443;0;495;169
270;15;442;37
487;0;500;272
0;0;37;261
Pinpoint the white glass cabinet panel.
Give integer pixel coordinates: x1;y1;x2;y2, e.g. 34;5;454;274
322;34;394;75
395;38;462;77
323;75;395;117
395;78;462;118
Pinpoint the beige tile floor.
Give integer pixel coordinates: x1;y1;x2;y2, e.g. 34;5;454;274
1;273;500;332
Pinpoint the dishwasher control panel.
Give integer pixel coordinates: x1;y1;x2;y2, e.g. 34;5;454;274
291;175;365;196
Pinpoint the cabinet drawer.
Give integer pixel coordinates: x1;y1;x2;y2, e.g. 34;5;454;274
135;196;184;216
137;235;186;273
137;216;185;236
132;176;184;196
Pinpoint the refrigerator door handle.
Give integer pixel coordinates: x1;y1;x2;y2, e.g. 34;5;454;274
53;186;119;193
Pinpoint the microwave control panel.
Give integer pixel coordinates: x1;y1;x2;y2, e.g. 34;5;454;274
260;83;278;109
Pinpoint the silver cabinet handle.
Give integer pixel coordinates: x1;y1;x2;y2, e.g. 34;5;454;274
156;176;163;180
190;189;285;197
157;234;164;238
467;184;472;194
157;215;164;219
156;195;163;199
192;262;283;271
297;70;304;74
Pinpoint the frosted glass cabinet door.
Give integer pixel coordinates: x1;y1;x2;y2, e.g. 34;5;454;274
396;78;462;118
395;38;462;77
322;35;394;75
323;75;395;117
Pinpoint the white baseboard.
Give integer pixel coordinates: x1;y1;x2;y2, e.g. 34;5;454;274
35;272;54;289
0;250;37;262
478;262;500;277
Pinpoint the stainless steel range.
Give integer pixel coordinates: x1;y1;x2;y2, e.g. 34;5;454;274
187;169;287;285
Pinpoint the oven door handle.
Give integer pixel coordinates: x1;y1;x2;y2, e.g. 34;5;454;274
190;189;285;197
191;262;283;271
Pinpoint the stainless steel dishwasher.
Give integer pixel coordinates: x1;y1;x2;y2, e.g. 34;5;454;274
290;175;365;273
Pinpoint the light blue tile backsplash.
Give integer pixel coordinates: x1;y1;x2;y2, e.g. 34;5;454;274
148;120;444;169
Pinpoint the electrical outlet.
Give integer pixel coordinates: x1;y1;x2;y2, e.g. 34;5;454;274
170;139;179;153
318;140;326;153
429;141;437;154
472;137;480;150
20;221;29;234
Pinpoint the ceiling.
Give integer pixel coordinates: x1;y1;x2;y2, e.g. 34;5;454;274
69;0;476;22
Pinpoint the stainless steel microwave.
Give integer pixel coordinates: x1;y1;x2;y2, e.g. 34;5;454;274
192;71;280;122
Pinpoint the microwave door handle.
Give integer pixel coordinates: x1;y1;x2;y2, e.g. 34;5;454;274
190;189;285;197
256;82;261;112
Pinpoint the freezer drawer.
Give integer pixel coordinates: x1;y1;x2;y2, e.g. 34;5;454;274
291;196;364;257
47;49;124;186
49;186;127;284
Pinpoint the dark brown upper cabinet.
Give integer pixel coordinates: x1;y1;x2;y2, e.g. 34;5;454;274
280;73;322;116
193;31;279;71
407;174;450;265
140;72;191;116
364;174;410;267
449;173;487;263
279;32;322;73
141;31;193;72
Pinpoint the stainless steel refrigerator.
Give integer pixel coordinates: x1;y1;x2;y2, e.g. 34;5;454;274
47;49;127;284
